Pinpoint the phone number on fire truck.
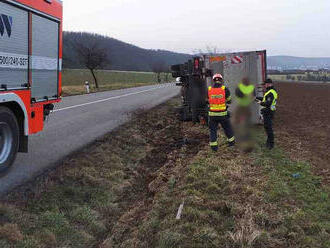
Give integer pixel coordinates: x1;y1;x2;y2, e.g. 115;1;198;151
0;55;28;69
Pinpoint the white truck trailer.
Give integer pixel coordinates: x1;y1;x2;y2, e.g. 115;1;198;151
172;50;267;124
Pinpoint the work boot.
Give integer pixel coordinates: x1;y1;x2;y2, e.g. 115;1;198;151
266;142;274;150
211;146;218;152
228;141;236;147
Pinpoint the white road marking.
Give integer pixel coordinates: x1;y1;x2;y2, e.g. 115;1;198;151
54;86;167;112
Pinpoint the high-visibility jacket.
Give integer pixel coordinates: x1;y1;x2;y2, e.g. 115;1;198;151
262;89;278;111
237;83;255;107
208;85;230;116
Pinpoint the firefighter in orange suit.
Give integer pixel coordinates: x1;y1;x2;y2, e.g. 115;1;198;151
208;74;235;151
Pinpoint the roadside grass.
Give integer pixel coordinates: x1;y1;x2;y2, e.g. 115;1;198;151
62;69;172;96
62;83;158;96
0;98;329;248
110;130;330;247
127;130;330;248
0;98;184;247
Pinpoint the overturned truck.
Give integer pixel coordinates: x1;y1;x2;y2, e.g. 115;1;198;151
172;50;267;124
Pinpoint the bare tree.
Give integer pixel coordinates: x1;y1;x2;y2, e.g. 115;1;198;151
164;66;171;83
152;61;166;83
74;35;109;88
193;45;232;56
206;45;219;55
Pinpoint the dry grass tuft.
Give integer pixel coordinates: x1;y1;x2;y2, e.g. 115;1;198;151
228;206;262;247
0;223;24;243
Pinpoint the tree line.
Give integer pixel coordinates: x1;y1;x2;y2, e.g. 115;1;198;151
63;32;192;87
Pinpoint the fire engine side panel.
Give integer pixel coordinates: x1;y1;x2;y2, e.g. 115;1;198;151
0;1;29;88
31;13;59;101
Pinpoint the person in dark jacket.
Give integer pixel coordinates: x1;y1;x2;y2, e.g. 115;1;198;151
256;79;278;149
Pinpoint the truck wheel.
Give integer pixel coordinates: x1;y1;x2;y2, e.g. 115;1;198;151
0;107;19;174
181;105;192;122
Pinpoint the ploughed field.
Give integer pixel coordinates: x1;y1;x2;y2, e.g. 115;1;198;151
274;82;330;184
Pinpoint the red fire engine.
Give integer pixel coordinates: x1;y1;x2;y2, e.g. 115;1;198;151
0;0;62;172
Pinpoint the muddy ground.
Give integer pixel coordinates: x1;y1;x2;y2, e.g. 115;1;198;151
0;83;329;248
274;82;330;184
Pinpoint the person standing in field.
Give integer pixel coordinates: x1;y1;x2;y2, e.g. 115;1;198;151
256;78;278;149
234;77;256;151
208;74;235;152
235;77;256;123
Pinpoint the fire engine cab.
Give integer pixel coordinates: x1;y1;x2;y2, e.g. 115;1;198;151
0;0;62;172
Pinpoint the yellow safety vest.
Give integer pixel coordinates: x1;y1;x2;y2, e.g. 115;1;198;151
237;83;255;107
263;89;278;111
208;85;231;116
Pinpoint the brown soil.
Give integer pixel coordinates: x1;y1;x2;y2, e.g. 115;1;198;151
274;82;330;184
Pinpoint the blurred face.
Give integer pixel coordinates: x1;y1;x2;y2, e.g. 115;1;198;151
264;83;272;89
242;77;250;85
215;77;223;83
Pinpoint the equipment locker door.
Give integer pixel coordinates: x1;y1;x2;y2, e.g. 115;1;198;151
31;14;59;101
0;1;29;89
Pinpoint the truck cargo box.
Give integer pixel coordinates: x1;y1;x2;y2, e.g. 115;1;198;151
204;50;267;124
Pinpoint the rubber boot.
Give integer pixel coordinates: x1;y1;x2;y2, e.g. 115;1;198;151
266;142;274;150
211;146;218;152
228;141;236;147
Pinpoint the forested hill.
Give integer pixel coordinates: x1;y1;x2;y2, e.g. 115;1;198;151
63;32;192;71
268;56;330;70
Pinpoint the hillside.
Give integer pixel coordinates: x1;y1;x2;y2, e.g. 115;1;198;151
63;32;192;72
268;55;330;70
63;32;330;72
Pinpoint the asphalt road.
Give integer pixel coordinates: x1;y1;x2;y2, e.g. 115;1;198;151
0;84;179;196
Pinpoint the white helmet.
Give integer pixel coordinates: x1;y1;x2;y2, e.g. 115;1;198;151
213;73;223;82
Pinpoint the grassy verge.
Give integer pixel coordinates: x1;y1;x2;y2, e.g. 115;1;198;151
0;98;188;247
0;99;328;248
105;130;329;248
62;69;172;96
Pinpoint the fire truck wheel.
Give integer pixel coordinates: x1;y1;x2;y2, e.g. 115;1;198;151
0;107;19;174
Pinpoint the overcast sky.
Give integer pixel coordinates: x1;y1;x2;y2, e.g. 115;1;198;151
63;0;330;57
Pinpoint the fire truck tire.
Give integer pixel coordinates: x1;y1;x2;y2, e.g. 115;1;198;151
0;107;19;175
